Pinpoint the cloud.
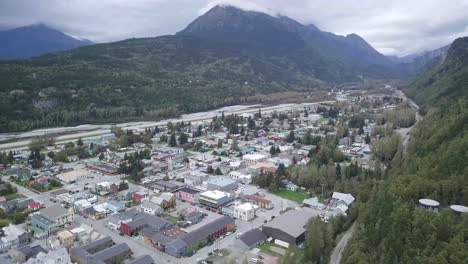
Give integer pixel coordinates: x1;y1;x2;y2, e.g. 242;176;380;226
0;0;467;56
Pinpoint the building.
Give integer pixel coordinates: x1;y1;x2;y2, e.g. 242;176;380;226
228;171;252;184
40;205;75;228
133;191;149;204
235;229;267;250
234;203;255;221
9;245;47;263
70;236;131;264
57;230;75;248
0;224;30;252
207;177;238;191
120;213;172;236
331;192;355;215
24;248;71;264
243;195;273;209
199;190;234;209
149;180;185;192
262;208;317;246
176;187;200;204
149;193;176;210
165;216;235;257
140;200;163;215
242;153;268;164
31;214;59;238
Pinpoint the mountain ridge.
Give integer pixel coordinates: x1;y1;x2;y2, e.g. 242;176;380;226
0;23;93;60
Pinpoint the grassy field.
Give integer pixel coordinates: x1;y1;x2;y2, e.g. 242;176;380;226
258;242;287;257
272;189;307;203
5;193;25;201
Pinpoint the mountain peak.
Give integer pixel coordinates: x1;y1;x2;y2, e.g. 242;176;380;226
0;24;93;60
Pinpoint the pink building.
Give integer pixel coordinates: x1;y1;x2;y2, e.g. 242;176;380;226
177;187;200;204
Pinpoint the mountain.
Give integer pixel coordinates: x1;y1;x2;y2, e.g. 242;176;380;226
179;5;395;78
341;37;468;264
0;24;93;60
0;5;404;132
406;38;467;107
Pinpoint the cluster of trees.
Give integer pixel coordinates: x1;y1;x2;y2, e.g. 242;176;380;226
377;106;417;128
252;164;287;192
118;149;151;182
111;126;153;148
0;182;16;196
0;151;14;164
341;98;468;263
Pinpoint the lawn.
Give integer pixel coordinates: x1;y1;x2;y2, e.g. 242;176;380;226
165;215;178;225
207;248;231;261
272;189;308;203
5;193;25;201
258;242;287;257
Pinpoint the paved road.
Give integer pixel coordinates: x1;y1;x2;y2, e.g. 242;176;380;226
329;223;355;264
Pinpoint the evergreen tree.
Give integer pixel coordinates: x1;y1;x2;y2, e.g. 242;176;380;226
77;137;84;146
169;133;177;147
286;130;295;143
178;132;188;145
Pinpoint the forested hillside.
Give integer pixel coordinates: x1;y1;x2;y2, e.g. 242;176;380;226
341;37;468;264
0;5;407;132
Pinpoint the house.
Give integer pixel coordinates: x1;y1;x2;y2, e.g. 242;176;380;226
235;229;267;250
184;211;205;225
28;176;49;188
221;204;234;218
330;192;355;215
176;187;200;204
103;201;124;214
141;200;163;215
262;208;317;246
133;190;149;204
199;190;234;209
120;213;172;236
0;224;31;253
243;195;273;209
228;171;252;184
149;193;176;210
207;177;238;191
28;201;42;211
8;245;47;263
23;247;71;264
234;203;256;221
1;198;33;213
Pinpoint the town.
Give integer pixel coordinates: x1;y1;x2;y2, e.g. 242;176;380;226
0;84;446;264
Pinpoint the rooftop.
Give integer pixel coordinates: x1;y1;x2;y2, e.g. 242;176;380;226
40;205;69;219
419;198;440;207
263;208;317;238
200;190;230;200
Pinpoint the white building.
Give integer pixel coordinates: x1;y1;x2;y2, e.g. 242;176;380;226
234;203;255;221
141;200;164;215
229;171;252;184
242;153;269;164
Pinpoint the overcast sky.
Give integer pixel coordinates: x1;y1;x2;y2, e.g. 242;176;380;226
1;0;468;56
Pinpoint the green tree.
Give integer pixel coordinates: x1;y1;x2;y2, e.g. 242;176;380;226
169;133;177;147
